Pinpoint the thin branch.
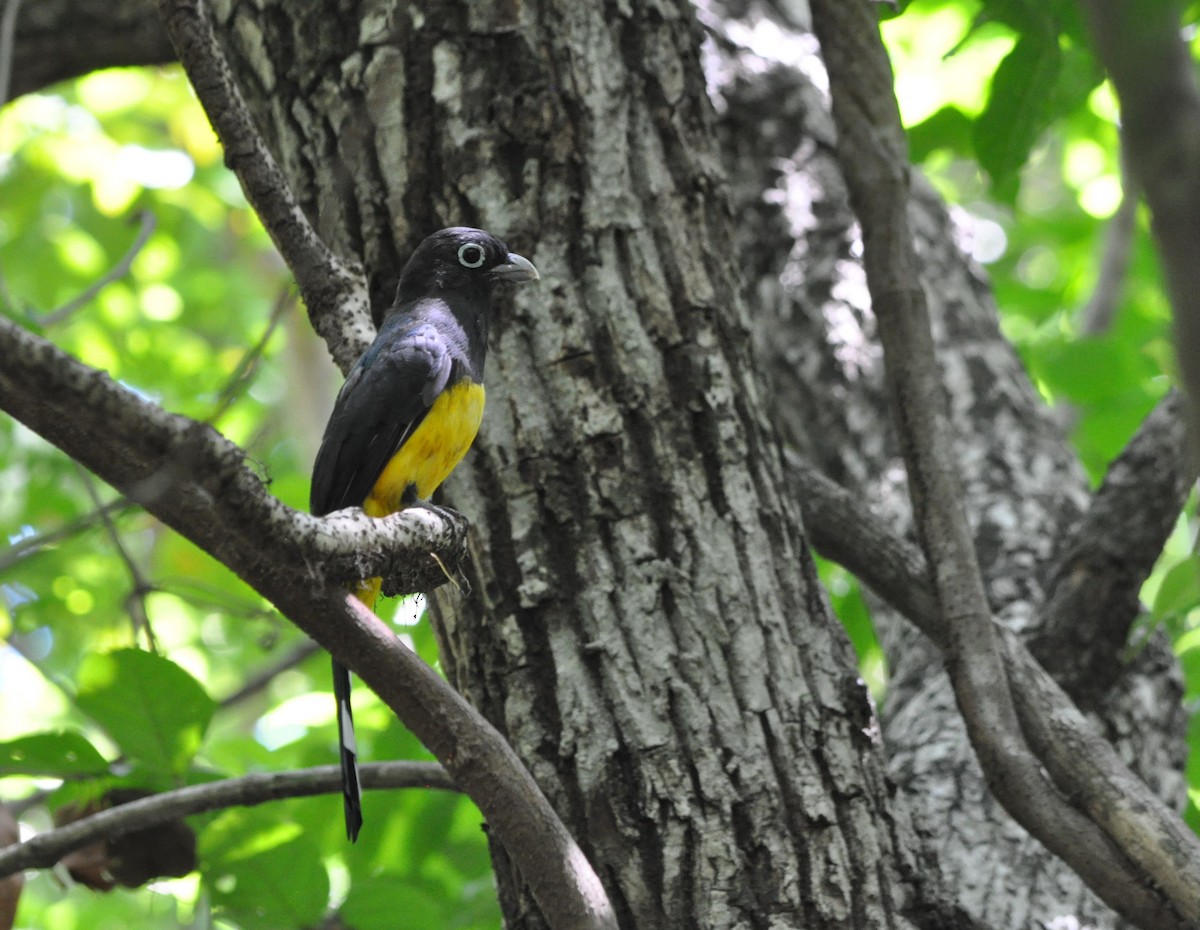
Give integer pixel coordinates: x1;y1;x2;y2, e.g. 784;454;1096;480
206;285;294;427
74;465;158;651
219;639;321;709
808;1;1199;927
0;314;467;595
1032;390;1196;702
0;283;618;930
0;500;136;573
1056;151;1139;434
155;0;371;374
1080;0;1200;460
0;761;455;878
0;0;22;106
789;455;1200;929
42;211;156;326
1079;143;1139;338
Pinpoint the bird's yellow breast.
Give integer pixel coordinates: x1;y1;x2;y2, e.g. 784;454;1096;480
363;380;486;518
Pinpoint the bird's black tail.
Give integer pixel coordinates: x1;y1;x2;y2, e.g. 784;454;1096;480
332;657;363;842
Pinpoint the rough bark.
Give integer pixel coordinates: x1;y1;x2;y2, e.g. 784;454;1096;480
7;0;172;101
7;1;1193;928
709;13;1189;928
209;1;935;928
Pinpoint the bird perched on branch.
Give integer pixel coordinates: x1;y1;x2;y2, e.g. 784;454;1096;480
310;227;539;841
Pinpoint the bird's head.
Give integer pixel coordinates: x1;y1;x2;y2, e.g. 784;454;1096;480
396;227;539;301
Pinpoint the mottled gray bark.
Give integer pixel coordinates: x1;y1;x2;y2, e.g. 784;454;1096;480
210;1;934;928
7;0;171;101
709;12;1189;928
9;0;1192;927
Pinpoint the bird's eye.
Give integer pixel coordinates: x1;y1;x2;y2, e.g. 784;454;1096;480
458;243;486;268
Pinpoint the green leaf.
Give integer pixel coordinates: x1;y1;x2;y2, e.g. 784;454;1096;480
973;31;1061;192
201;815;329;930
908;106;975;163
0;730;110;777
75;648;215;776
341;876;447;930
1155;559;1200;619
1177;628;1200;702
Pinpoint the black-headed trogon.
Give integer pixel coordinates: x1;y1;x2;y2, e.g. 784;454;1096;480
310;227;539;841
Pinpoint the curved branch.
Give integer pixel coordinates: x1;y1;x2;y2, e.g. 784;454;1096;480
0;312;617;930
0;500;135;573
0;0;22;107
155;0;371;374
1032;390;1196;702
7;0;172;102
790;455;1200;929
0;762;454;877
808;1;1200;927
0;315;466;594
43;211;157;326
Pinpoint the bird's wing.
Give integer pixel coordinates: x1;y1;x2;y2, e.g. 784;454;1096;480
310;320;455;515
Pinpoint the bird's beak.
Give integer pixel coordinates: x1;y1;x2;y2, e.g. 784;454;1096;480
490;252;540;283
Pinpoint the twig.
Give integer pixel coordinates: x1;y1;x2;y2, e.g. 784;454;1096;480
0;288;618;930
0;500;135;573
1056;149;1140;433
42;211;157;326
206;285;295;427
219;639;321;709
155;0;372;375
1080;0;1200;461
0;761;455;878
1032;390;1196;701
788;452;1200;928
809;1;1198;927
73;465;158;651
0;0;22;107
1079;142;1139;338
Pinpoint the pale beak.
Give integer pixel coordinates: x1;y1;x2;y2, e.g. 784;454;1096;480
490;252;540;283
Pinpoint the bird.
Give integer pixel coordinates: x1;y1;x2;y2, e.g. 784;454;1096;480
309;227;539;841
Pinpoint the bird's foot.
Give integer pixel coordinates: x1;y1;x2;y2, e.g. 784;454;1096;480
412;499;458;524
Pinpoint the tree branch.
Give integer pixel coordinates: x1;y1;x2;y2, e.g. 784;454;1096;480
42;211;156;327
0;307;617;930
0;762;454;878
0;314;466;595
219;640;322;709
1079;143;1139;338
74;464;158;650
7;0;172;102
1032;390;1196;702
155;0;371;374
0;0;22;107
808;1;1200;927
0;500;136;573
789;454;1200;929
1080;0;1200;459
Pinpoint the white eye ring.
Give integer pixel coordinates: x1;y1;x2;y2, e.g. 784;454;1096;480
458;243;486;269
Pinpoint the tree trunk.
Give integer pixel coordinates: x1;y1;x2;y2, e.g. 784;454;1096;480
211;1;933;927
56;0;1181;927
707;13;1188;928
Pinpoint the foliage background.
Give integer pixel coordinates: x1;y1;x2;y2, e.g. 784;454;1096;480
1;2;1198;927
